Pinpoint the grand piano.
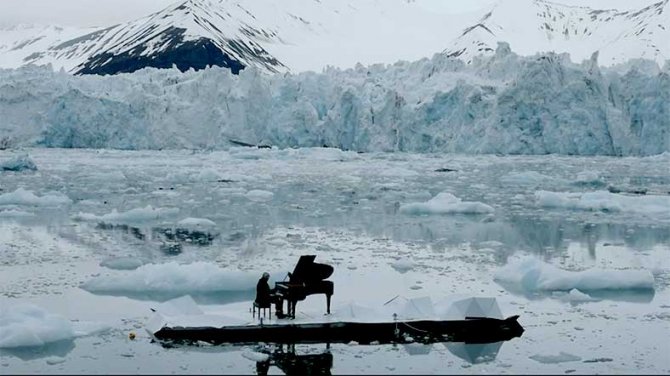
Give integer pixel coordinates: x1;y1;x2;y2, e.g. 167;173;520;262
274;255;334;319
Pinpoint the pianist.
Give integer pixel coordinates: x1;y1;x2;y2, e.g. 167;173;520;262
256;272;286;318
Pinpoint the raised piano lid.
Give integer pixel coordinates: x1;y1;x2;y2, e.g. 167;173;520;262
291;255;333;282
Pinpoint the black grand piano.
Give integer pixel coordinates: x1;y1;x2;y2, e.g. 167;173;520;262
274;255;334;319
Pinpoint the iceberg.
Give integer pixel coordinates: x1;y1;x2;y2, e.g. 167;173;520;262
399;192;494;215
535;190;670;215
494;256;655;292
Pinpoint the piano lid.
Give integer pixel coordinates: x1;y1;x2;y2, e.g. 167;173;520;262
290;255;333;282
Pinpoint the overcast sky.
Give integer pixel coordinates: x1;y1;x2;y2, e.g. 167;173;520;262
0;0;660;28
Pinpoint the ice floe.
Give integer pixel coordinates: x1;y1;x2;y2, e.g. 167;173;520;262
555;288;600;303
0;188;71;207
177;217;217;228
535;190;670;215
399;192;494;215
390;259;415;273
72;205;180;225
529;352;582;364
0;154;37;172
494;256;655;292
81;262;281;298
100;257;146;270
0;303;109;349
571;170;606;187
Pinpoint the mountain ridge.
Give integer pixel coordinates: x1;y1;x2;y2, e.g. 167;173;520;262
0;0;666;75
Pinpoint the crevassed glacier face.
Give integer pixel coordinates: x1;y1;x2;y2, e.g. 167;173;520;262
0;47;667;156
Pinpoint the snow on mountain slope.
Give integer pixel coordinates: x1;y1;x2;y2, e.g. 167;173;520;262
1;44;667;155
19;0;292;74
0;0;481;74
0;24;97;69
0;0;666;74
445;0;669;66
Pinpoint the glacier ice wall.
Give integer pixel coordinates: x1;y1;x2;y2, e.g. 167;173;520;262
0;43;668;155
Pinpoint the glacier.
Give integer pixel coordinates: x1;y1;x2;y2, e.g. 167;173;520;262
0;43;668;156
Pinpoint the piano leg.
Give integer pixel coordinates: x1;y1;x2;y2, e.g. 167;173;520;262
326;294;331;315
291;301;297;319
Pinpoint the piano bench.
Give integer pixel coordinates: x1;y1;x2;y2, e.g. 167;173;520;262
252;301;271;319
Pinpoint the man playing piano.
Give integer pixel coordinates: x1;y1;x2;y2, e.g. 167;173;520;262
256;272;286;319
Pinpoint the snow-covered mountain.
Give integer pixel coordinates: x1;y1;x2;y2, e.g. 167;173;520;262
0;0;478;75
445;0;669;66
0;0;667;75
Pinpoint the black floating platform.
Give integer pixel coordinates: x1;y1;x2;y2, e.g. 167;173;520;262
153;315;523;346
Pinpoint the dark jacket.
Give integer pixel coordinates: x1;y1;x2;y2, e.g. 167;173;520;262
256;278;272;306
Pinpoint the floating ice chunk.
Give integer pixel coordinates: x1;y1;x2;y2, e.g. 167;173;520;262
529;352;582;364
390;259;415;273
81;262;281;296
572;171;605;187
0;303;75;348
0;154;37;171
100;257;145;270
494;256;655;292
0;188;71;207
45;356;66;365
399;192;494;215
535;190;670;215
72;205;179;225
242;351;269;362
245;190;274;202
177;217;217;228
557;288;600;303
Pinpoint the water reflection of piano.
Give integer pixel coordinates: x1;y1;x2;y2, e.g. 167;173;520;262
256;346;333;376
275;255;334;319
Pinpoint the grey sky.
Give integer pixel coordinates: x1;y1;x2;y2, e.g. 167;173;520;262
0;0;660;28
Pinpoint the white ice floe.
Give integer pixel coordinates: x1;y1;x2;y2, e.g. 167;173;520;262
399;192;494;215
0;188;71;207
0;303;75;348
494;256;655;292
0;154;37;171
556;288;600;303
0;303;109;348
245;190;274;202
390;259;415;273
45;356;67;365
100;257;146;270
571;170;605;186
177;217;217;228
529;352;582;364
81;262;279;295
535;190;670;215
72;205;180;225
